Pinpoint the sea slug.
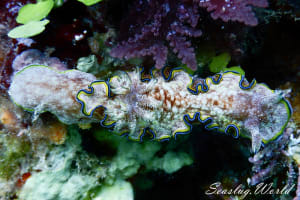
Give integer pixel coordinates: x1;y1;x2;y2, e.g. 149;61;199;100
8;65;98;124
9;65;292;152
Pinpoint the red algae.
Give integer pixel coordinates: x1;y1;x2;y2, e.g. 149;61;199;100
16;172;31;188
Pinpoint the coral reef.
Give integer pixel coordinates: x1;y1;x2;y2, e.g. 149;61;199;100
17;126;193;200
9;65;292;153
18;127;100;200
0;0;37;93
1;0;300;199
93;128;193;183
76;54;101;75
288;129;300;200
246;120;300;200
110;0;268;70
0;95;67;144
93;179;134;200
0;133;31;181
87;29;125;74
249;127;293;185
147;151;193;174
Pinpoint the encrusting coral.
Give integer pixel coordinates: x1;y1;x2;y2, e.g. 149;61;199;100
249;127;294;185
9;65;292;153
0;95;67;145
110;0;268;70
18;126;192;200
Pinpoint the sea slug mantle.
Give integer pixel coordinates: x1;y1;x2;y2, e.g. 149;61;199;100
8;65;292;152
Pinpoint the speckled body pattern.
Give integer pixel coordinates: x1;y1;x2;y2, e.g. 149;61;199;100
77;67;292;151
9;65;98;124
9;65;292;152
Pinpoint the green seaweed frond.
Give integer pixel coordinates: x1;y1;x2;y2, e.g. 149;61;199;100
8;0;54;38
209;52;231;73
77;0;103;6
8;0;103;39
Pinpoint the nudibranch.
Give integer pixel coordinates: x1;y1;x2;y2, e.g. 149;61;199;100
8;65;98;124
9;65;292;152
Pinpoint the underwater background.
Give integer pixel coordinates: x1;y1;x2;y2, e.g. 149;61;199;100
0;0;300;200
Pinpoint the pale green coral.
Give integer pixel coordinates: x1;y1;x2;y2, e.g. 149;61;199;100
147;151;193;174
19;170;98;200
92;179;133;200
18;126;194;199
77;55;100;75
19;127;102;200
93;129;192;184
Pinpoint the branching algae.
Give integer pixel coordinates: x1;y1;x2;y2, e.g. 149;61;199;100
9;65;292;152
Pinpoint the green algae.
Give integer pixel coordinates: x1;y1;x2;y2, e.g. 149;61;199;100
208;52;231;73
8;20;50;39
77;0;103;6
16;0;54;24
0;134;32;180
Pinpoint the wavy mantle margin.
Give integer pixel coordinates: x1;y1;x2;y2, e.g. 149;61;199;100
76;67;293;144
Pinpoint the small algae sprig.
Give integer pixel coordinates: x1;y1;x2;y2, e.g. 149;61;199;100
7;0;104;38
9;65;292;152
